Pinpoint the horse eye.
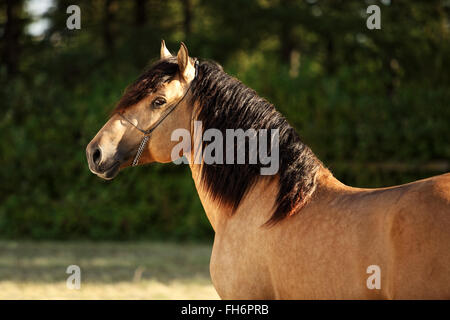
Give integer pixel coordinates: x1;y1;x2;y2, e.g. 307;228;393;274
152;98;166;108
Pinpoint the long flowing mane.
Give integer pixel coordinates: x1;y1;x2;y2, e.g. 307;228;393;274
192;61;322;224
115;58;323;224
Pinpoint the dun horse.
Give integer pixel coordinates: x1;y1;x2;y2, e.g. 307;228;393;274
86;41;450;299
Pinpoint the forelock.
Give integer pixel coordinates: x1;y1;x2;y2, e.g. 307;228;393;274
114;57;179;112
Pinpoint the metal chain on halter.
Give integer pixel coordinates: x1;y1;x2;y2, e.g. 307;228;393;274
120;59;199;167
132;135;151;166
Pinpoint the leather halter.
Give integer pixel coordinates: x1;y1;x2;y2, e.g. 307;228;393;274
118;60;199;166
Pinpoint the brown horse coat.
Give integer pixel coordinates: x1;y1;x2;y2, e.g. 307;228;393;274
198;166;450;299
87;41;450;299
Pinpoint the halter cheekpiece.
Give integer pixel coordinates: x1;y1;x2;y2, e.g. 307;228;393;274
118;60;199;166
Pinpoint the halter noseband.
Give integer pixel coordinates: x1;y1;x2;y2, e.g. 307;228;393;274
118;59;199;167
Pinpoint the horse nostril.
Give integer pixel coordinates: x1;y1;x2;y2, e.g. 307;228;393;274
92;148;101;165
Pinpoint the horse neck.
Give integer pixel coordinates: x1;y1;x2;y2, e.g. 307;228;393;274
189;163;350;232
188;163;281;232
188;163;221;231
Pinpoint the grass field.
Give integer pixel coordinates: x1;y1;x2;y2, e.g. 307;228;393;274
0;241;219;299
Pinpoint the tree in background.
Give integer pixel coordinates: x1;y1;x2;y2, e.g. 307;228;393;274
1;0;26;76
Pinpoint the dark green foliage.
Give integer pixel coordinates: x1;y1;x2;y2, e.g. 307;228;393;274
0;0;449;240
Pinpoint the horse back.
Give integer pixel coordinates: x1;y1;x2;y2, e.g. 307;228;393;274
377;172;450;298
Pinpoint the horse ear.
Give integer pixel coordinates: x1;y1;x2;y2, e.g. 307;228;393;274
177;42;195;82
160;40;172;60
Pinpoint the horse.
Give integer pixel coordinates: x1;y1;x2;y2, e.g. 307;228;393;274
86;41;450;299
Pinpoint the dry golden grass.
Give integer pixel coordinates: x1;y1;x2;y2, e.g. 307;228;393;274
0;241;219;300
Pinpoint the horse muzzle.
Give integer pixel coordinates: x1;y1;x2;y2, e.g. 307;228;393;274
86;142;122;180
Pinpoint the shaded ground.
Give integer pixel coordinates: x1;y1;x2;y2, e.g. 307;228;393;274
0;241;219;299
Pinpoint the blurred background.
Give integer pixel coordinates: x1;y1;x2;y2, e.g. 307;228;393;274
0;0;449;299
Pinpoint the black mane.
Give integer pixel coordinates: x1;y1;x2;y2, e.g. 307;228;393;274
192;61;322;224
